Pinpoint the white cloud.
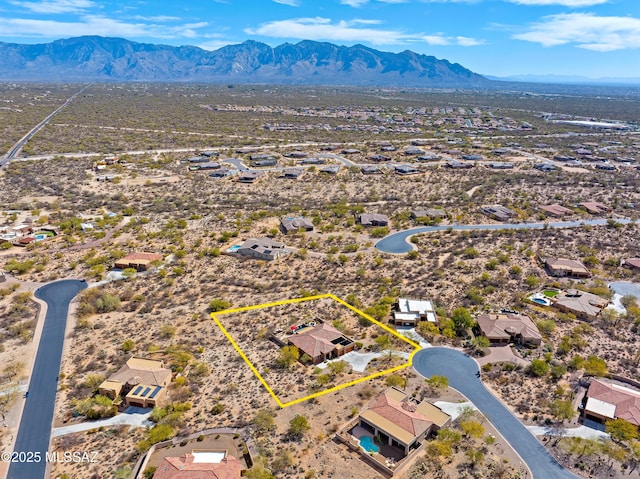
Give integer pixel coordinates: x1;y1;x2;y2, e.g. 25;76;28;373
0;15;208;40
514;13;640;51
246;16;410;45
422;34;485;46
340;0;369;7
246;17;485;48
273;0;300;5
508;0;609;5
197;40;233;51
10;0;95;14
132;15;182;23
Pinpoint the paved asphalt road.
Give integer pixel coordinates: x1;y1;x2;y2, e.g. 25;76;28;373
7;280;86;479
376;218;637;254
413;348;580;479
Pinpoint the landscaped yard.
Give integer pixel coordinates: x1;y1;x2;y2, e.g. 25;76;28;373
542;289;560;298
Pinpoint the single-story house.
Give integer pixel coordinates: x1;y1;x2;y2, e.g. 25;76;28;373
583;379;640;427
236;238;288;261
487;162;514;169
98;357;171;408
623;258;640;270
11;224;33;236
392;298;437;326
209;169;235;178
320;165;341;174
187;156;209;163
358;387;451;455
541;257;591;278
341;148;361;155
368;154;391;162
476;312;542;346
461;154;483;161
281;168;304;179
299;157;325;165
394;165;419;175
361;165;382;174
194;162;221;170
115;252;163;272
287;323;355;364
280;216;314;234
540;204;572;217
534;163;557;172
199;150;219;157
411;209;447;220
153;450;243;479
595;163;616;171
411;140;430;146
579;202;611;215
552;289;608;320
403;148;425;156
416;154;441;162
380;145;397;152
237;171;264;184
481;205;516;222
359;213;389;227
284;151;308;158
446;159;472;169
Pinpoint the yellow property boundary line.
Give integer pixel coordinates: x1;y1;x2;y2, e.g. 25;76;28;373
211;293;421;408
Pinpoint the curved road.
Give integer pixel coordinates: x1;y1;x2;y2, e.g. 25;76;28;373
376;218;638;254
7;279;86;479
413;348;579;479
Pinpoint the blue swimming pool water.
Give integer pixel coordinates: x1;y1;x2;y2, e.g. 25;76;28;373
359;436;380;454
228;245;241;252
531;298;549;306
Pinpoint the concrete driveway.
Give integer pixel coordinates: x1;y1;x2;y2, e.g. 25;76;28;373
413;347;581;479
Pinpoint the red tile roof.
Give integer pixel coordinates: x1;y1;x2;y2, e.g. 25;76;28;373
288;323;346;359
587;379;640;426
366;389;433;438
153;453;242;479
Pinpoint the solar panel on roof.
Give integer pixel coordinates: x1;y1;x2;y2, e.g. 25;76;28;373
133;386;143;395
149;386;162;399
141;387;151;397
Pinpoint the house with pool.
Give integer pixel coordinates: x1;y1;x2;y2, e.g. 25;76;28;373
337;387;450;475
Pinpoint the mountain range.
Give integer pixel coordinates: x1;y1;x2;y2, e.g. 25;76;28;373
0;36;489;87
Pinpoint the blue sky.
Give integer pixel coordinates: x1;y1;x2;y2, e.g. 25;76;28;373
0;0;639;78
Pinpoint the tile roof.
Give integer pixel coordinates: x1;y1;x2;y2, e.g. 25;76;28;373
587;379;640;426
153;452;242;479
360;388;434;445
476;313;542;344
288;323;346;359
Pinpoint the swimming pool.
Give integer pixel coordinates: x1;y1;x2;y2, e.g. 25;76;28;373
34;233;48;241
227;245;241;252
359;436;380;454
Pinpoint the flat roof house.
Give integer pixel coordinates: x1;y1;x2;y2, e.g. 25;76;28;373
236;238;288;261
392;298;437;326
115;252;163;272
542;257;591;278
476;312;542;346
281;168;304;179
237;171;264;184
359;213;390;227
280;216;314;234
446;159;473;169
552;289;608;321
358;387;451;456
394;165;419;175
98;357;171;408
153;450;243;479
487;162;514;169
540;204;572;217
287;323;355;364
361;165;382;174
481;205;516;222
320;165;341;174
411;209;447;220
583;379;640;427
